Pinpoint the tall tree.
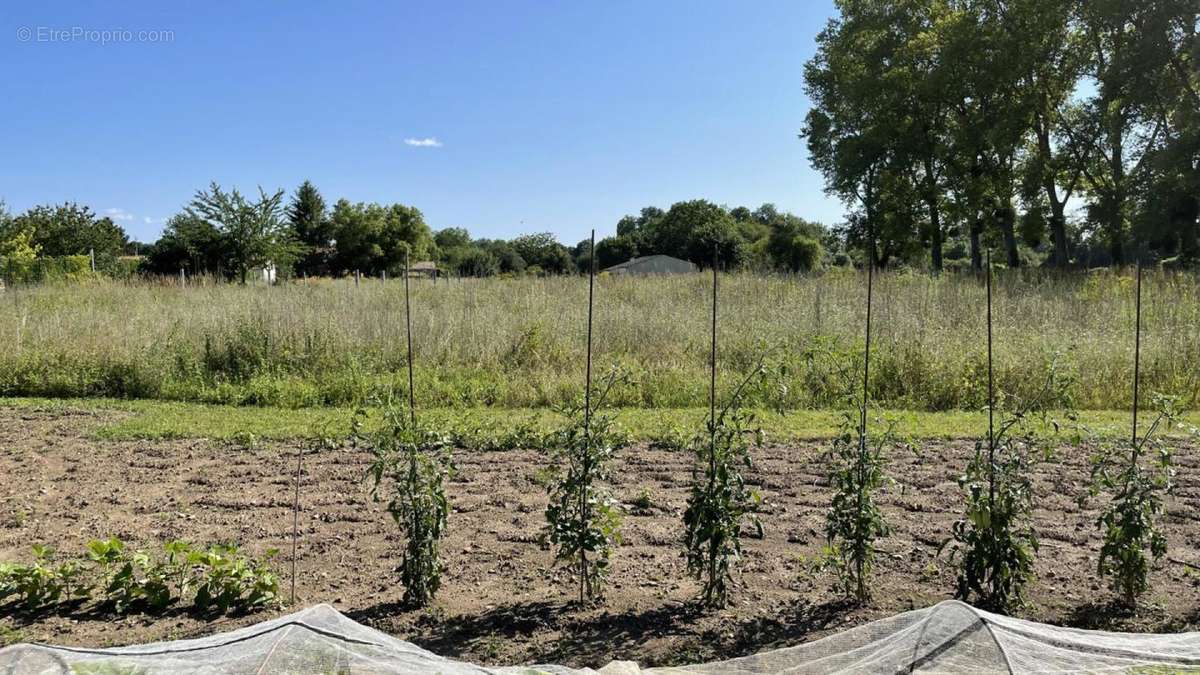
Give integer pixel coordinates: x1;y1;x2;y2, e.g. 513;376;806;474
185;183;294;283
1071;1;1181;263
286;180;332;276
13;203;130;266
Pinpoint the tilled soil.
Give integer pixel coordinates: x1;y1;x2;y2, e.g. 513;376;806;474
2;406;1200;668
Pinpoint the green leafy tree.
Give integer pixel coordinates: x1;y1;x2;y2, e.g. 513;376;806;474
510;232;573;274
185;183;297;283
12;202;130;272
652;199;744;267
144;213;225;277
329;200;434;276
765;212;825;272
453;247;500;277
595;235;639;269
287;180;333;276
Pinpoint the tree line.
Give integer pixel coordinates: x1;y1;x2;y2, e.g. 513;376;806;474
804;0;1198;270
0;182;829;284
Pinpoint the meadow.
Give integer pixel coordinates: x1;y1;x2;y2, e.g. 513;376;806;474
1;268;1197;412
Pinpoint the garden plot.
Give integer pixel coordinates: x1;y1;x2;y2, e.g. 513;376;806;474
3;406;1200;670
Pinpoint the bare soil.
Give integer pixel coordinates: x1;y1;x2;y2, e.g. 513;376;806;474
2;406;1200;669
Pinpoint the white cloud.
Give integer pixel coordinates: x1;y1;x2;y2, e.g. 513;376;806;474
404;137;443;147
104;207;134;222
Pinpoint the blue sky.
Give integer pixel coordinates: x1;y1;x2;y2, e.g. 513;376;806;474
1;1;841;244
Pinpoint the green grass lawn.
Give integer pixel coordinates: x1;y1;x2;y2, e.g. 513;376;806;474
3;397;1193;445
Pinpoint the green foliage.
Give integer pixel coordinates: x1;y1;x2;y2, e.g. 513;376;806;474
329;199;434;277
287;180;333;277
11;203;130;272
945;362;1075;613
143;213;226;277
683;364;766;607
1085;394;1190;608
189;544;281;614
358;402;454;607
509;232;573;275
0;539;277;616
824;410;902;601
544;369;629;603
0;224;40;283
185;182;297;283
0;545;89;610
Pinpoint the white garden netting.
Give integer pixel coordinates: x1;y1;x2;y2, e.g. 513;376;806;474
3;599;1200;674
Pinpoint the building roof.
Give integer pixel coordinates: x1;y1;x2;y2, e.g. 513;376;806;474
602;254;696;273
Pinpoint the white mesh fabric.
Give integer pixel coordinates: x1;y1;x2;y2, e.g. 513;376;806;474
5;600;1200;674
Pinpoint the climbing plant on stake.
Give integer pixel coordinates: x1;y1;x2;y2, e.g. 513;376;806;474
544;230;627;604
824;224;899;602
1085;262;1183;609
683;244;767;607
356;247;454;608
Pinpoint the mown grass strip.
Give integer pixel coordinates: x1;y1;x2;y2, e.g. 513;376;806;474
3;397;1194;445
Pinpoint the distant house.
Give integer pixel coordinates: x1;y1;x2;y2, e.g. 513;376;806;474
602;254;698;276
409;261;440;279
252;262;277;284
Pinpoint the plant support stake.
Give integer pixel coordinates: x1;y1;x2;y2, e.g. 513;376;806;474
290;442;303;605
580;229;597;604
405;250;416;425
854;224;875;591
1132;261;1142;447
710;243;718;459
986;249;995;513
